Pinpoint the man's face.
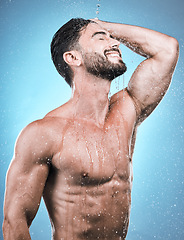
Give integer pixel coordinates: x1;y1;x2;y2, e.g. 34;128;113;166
78;23;127;81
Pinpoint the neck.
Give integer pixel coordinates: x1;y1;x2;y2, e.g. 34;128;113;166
70;71;111;127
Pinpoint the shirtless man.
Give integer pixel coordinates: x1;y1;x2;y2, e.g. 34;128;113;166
3;18;179;240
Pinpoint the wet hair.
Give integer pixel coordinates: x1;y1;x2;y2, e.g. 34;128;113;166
51;18;92;87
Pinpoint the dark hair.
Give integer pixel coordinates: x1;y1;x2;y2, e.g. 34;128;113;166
51;18;92;87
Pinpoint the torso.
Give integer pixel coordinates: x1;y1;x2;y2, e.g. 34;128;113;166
42;91;137;240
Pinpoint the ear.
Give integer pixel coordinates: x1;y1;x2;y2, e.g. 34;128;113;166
63;51;82;67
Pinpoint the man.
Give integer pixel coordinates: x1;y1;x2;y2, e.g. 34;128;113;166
3;18;179;239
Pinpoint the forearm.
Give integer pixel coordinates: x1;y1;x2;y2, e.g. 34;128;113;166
96;20;176;58
3;217;31;240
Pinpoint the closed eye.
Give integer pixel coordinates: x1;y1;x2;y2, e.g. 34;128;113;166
92;31;107;41
92;32;114;42
99;37;105;40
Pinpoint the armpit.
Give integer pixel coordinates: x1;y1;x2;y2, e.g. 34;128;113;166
126;88;142;122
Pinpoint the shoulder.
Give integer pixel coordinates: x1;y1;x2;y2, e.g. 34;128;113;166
20;102;70;142
17;118;55;143
14;119;51;160
14;117;63;161
14;102;74;162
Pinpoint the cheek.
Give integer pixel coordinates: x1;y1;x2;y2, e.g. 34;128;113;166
87;41;106;54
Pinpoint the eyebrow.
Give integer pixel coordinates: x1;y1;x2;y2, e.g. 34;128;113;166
92;31;107;38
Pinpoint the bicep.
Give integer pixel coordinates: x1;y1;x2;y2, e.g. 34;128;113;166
4;122;51;226
4;156;49;226
128;43;179;122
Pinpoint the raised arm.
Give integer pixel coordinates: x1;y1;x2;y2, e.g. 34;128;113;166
3;121;52;240
95;19;179;122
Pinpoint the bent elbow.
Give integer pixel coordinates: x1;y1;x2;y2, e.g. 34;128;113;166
168;37;179;61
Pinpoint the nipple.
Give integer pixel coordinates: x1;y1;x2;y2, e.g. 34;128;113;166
82;172;89;178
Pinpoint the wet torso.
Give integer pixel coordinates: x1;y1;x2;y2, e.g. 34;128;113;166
43;92;137;240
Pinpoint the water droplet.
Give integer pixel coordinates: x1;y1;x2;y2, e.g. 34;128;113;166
123;75;125;101
108;90;111;99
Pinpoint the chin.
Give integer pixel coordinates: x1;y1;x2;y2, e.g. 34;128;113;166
83;52;127;81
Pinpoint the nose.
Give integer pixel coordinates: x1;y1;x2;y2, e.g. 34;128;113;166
109;37;120;48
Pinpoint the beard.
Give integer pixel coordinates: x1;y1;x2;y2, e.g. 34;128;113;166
82;51;127;81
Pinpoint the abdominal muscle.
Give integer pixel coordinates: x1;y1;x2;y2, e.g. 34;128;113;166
43;168;132;240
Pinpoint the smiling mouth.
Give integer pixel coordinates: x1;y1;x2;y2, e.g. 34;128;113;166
104;49;122;58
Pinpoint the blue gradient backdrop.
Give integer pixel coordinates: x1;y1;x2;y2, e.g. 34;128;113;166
0;0;184;239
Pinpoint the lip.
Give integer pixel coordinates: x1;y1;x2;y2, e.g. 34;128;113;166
104;49;122;58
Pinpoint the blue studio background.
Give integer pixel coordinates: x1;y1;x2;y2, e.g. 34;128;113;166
0;0;184;239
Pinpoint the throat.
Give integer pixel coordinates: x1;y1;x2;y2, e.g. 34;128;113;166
75;101;109;128
71;87;110;127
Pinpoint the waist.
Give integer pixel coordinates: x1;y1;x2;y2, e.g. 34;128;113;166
45;185;131;239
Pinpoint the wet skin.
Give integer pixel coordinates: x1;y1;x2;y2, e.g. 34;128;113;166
3;20;178;240
43;90;136;240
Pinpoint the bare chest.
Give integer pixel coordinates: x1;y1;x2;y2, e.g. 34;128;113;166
51;120;133;185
